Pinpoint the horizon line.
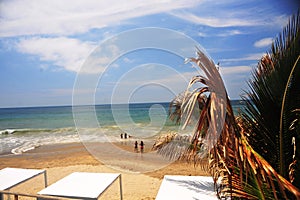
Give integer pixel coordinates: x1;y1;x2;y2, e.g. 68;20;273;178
0;99;245;109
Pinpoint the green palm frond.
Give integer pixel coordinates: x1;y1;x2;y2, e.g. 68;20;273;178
242;11;300;188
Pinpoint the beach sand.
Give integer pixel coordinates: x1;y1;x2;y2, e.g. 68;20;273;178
0;142;210;200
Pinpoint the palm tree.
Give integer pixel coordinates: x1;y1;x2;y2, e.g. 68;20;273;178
241;11;300;188
158;11;300;199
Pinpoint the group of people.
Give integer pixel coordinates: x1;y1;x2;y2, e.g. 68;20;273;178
134;140;144;153
120;132;131;139
120;132;145;153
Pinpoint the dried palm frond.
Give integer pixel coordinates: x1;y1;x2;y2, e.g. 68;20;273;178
158;11;300;199
159;47;300;199
169;92;185;125
189;49;300;199
152;131;178;151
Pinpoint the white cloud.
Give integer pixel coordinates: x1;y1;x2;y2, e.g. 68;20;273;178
220;53;265;62
217;30;243;37
197;29;243;38
170;10;290;28
16;37;96;73
198;32;207;37
0;0;199;37
218;65;253;99
219;65;252;75
83;44;121;73
170;11;258;27
254;37;273;48
123;57;134;63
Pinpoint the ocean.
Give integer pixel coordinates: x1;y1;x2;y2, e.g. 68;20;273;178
0;101;245;155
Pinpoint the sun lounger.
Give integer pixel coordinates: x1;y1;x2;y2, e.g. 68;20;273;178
38;172;123;200
0;167;47;200
155;175;217;200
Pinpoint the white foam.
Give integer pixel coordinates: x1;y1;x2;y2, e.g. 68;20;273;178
11;142;40;154
0;129;16;135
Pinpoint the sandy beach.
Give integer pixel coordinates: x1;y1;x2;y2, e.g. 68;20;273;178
0;142;210;200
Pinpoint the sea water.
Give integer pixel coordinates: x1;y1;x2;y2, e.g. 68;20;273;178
0;101;245;155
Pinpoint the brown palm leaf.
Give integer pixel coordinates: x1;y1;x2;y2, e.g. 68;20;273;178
161;48;300;199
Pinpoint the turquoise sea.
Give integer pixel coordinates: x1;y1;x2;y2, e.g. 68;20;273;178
0;101;245;155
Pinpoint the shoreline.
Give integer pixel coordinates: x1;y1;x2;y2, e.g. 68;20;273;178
0;142;210;199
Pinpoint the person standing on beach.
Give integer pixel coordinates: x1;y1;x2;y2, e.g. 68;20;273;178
120;133;123;139
124;132;127;139
140;141;144;153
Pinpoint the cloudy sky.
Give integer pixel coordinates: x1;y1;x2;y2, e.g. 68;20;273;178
0;0;298;107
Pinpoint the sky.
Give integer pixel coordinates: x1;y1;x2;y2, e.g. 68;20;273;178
0;0;299;108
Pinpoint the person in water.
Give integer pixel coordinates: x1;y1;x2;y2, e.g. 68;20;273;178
140;141;144;153
134;141;138;152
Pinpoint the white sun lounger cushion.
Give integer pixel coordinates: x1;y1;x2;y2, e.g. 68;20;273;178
156;175;217;200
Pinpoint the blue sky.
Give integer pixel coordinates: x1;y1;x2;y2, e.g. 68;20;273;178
0;0;298;108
